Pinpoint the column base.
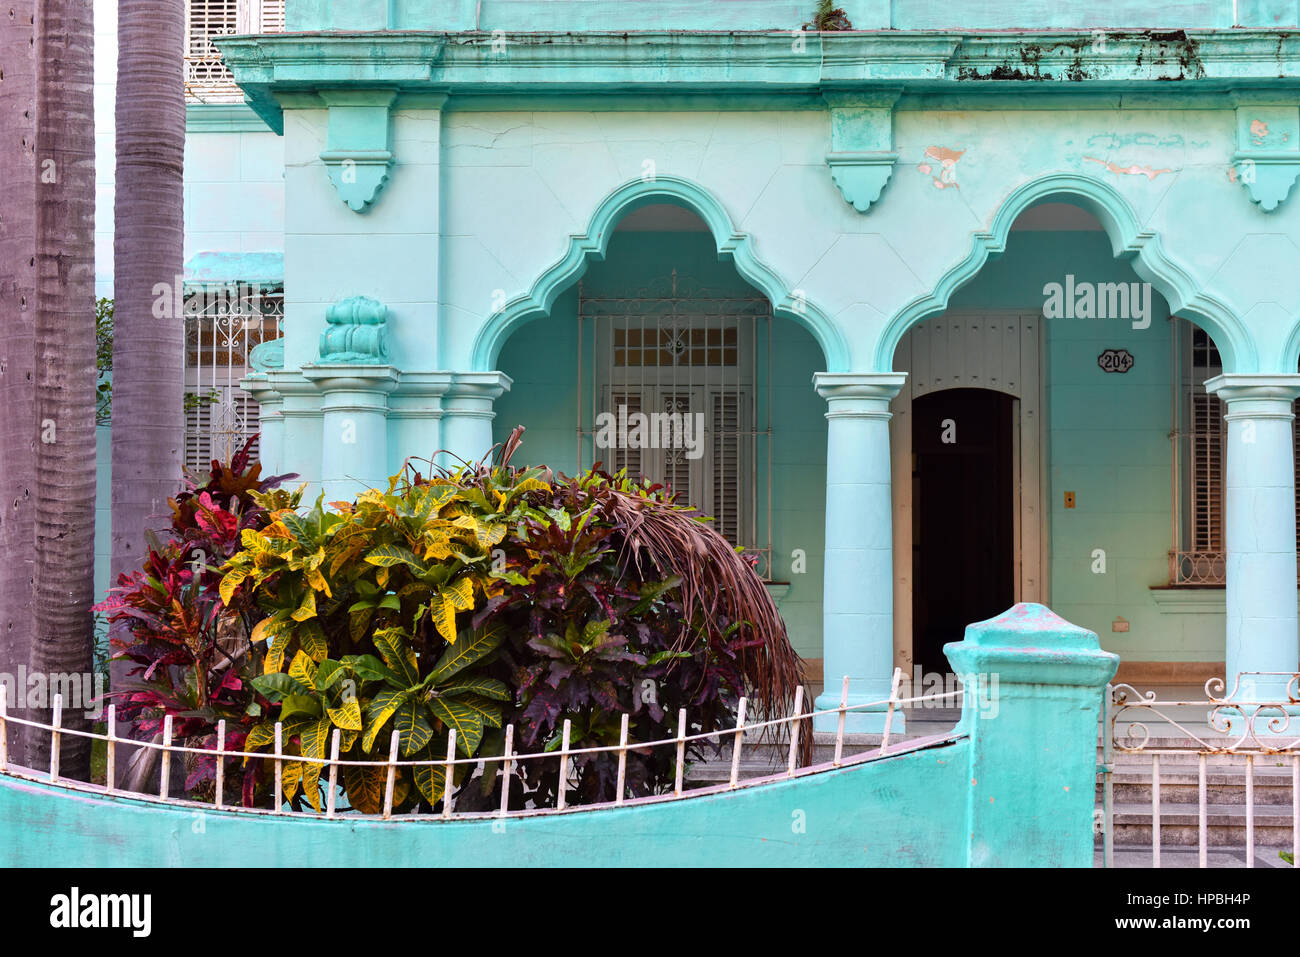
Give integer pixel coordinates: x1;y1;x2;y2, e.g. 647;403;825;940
811;691;907;734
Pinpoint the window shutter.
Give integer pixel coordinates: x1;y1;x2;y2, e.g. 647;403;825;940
1190;392;1224;552
186;0;285;103
710;391;742;545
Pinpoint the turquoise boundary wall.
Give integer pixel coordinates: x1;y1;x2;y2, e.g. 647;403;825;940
0;604;1116;867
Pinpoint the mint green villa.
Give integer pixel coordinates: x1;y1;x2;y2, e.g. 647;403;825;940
152;0;1300;732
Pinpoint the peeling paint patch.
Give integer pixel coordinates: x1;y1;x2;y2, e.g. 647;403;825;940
920;146;964;189
1083;156;1174;181
1251;119;1270;146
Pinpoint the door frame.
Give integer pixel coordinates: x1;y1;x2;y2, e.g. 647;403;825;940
890;311;1048;674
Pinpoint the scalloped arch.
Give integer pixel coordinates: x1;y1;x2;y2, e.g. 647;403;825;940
874;172;1256;374
470;176;850;372
1279;318;1300;374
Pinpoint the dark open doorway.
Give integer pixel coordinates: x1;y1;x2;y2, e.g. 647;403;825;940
911;388;1015;675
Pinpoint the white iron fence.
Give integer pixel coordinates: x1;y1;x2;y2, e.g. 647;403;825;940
1097;674;1300;868
0;671;960;822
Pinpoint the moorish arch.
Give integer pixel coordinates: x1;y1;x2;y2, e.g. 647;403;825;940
469;175;850;375
875;172;1257;375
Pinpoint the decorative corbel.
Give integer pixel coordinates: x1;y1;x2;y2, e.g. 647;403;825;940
1230;101;1300;212
319;89;397;213
824;90;901;214
319;296;390;363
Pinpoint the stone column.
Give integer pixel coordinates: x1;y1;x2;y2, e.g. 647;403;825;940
241;375;284;476
812;372;907;732
1205;374;1300;704
438;371;513;471
302;365;400;502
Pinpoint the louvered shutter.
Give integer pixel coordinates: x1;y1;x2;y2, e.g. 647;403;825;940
710;391;742;544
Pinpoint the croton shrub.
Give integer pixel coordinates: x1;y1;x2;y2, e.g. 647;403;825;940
109;428;803;813
95;438;297;804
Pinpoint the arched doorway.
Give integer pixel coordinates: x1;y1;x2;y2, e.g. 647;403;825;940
891;311;1045;676
910;388;1016;674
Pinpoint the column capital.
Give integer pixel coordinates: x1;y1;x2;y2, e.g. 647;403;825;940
301;363;401;397
1204;373;1300;415
446;370;514;403
813;372;907;416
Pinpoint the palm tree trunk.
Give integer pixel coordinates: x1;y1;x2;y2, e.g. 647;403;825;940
0;1;38;764
110;0;186;781
28;0;98;779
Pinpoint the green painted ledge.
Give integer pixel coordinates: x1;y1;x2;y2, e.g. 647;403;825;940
186;103;275;134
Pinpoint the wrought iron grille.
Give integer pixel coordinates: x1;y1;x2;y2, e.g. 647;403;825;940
183;286;283;473
185;0;284;103
577;270;774;579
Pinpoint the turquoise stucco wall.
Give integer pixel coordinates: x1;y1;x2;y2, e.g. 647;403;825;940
494;230;829;659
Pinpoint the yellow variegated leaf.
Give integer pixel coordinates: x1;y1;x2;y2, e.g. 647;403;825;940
430;577;474;644
422;527;455;561
288;650;318;687
291;588;317;622
411;764;447;806
327;696;363;731
279;758;302;804
243;722;277;764
343;762;408;815
329;542;365;577
219;569;249;606
299;622;328;662
362;689;410;753
299;719;332;812
263;635;288;675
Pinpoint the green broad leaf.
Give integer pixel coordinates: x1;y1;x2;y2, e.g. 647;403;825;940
379;593;401;610
343;654;399;685
362;689;411;753
250;672;312;702
281;694;323;721
428;623;506;684
543;507;572;532
411;763;447;806
315;659;345;692
645;650;693;666
281;511;319;553
373;628;419;686
426;697;484;756
437;676;511;702
394;699;435;757
364;544;425;570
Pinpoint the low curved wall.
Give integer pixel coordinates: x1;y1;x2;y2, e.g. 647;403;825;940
0;740;968;867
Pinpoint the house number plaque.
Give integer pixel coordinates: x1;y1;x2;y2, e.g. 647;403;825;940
1097;348;1135;373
